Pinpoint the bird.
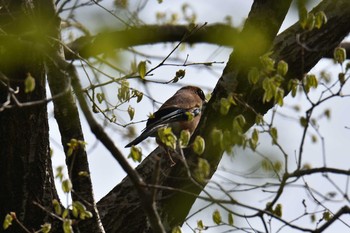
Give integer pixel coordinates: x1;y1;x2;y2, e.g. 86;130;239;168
125;85;206;148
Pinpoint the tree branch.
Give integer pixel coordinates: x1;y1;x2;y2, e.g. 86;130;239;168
65;24;239;59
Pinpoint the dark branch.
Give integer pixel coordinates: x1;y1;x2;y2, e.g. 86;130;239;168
65;24;239;59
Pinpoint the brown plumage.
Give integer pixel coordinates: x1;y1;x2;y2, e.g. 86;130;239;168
125;86;206;148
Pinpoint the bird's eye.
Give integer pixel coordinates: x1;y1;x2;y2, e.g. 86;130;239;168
197;89;205;101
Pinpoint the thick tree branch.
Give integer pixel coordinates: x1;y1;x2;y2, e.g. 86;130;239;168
65;24;239;59
65;23;349;61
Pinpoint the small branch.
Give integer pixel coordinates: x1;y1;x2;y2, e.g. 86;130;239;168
291;167;350;178
314;205;350;233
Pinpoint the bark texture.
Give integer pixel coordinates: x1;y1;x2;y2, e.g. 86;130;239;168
0;1;59;232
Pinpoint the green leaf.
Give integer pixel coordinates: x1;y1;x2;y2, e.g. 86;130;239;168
41;223;51;233
260;52;275;73
324;109;331;119
127;105;135;120
220;97;231;115
323;211;332;221
62;209;69;219
248;67;260;84
138;61;147;79
306;74;318;89
193;136;205;155
211;128;223;147
52;199;62;215
288;79;299;97
179;130;190;147
171;226;182;233
63;219;73;233
66;138;87;157
173;69;186;83
270;127;278;144
3;213;14;230
298;3;308;29
96;93;105;104
233;115;246;133
228;213;234;226
24;73;36;93
338;72;345;85
72;204;79;218
132;90;143;103
212;210;222;225
197;220;204;229
255;114;264;125
194;158;210;182
315;11;327;29
275;88;284;106
158;127;177;150
55;166;64;181
305;13;315;31
334;47;346;64
62;179;72;193
78;171;89;177
118;80;130;102
300;117;308;127
274;204;282;217
128;146;142;163
277;60;288;76
249;129;259;151
274;161;282;172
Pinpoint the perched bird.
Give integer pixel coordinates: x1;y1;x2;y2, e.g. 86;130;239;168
125;85;206;148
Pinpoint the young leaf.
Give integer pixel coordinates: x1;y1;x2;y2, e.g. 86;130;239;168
212;210;222;225
315;11;327;29
193;135;205;155
24;73;35;93
52;199;62;215
194;158;210;182
62;179;72;193
220;97;231;115
63;219;73;233
127;105;135;120
3;213;14;230
179;130;190;147
334;47;346;64
158;127;177;150
274;204;282;217
248;67;260;84
138;61;147;79
277;60;288;76
171;226;182;233
128;146;142;163
228;213;234;226
211;128;223;147
270;127;278;144
96;93;105;103
197;220;204;229
41;223;51;233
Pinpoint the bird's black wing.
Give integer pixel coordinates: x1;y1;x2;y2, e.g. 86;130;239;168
125;107;200;147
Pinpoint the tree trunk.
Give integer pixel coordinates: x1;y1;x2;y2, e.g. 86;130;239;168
0;1;59;232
